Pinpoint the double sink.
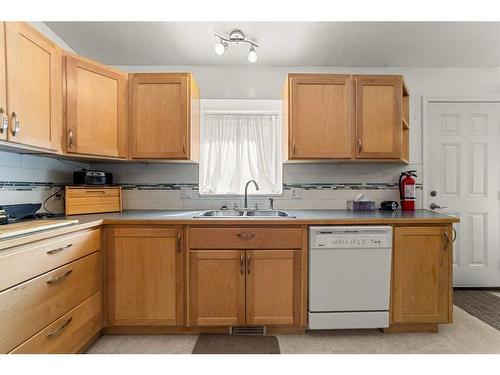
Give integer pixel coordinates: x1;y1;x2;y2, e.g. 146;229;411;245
195;210;295;218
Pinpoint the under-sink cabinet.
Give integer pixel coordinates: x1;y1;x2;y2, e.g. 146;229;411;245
187;226;307;328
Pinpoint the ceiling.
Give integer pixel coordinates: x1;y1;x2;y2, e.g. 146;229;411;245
45;22;500;67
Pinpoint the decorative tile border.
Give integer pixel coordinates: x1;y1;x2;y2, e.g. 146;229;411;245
0;181;423;192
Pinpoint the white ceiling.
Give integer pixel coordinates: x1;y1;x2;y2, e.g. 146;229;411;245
45;22;500;67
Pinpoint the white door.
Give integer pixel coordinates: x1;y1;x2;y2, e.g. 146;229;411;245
426;101;500;287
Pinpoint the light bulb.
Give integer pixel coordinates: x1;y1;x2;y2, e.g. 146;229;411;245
248;46;257;63
214;41;227;56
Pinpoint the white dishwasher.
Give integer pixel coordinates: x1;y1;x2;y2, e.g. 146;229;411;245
309;226;392;329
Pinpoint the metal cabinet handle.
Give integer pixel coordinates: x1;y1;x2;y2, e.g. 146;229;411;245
85;190;106;194
0;108;7;133
46;317;73;337
46;243;73;255
176;232;182;252
11;112;20;136
357;139;362;154
182;138;186;154
292;140;297;155
247;254;251;274
240;254;244;274
68;129;74;148
452;227;457;242
444;231;450;250
236;233;255;239
46;269;73;285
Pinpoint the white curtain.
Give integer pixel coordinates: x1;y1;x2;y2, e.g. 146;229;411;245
199;113;282;195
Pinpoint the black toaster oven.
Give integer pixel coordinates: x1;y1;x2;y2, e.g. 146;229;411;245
73;170;113;185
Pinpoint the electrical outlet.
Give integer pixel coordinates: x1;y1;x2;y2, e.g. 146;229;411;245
180;187;192;199
290;187;302;199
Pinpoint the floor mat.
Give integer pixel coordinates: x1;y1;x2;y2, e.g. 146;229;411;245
192;334;280;354
454;290;500;331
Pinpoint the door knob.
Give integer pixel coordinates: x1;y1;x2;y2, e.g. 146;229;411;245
430;190;437;197
430;203;448;210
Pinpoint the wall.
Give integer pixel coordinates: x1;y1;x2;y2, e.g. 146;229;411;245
90;65;500;210
0;150;89;213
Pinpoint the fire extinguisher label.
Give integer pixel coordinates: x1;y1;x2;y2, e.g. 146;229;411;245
404;185;415;199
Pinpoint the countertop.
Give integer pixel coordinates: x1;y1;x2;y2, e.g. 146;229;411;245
0;209;458;250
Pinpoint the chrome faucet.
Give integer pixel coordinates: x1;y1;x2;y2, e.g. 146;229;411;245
244;180;260;209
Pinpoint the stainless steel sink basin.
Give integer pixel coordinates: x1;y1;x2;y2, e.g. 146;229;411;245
197;210;245;217
245;210;294;217
195;210;294;218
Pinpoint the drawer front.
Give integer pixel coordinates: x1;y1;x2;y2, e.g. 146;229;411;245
0;229;101;292
10;291;103;354
66;187;122;215
188;227;303;249
0;252;102;353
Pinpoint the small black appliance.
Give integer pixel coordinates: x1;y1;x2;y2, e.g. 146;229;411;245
380;201;399;211
73;169;113;185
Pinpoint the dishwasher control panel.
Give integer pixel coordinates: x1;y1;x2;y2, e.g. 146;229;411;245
310;226;392;249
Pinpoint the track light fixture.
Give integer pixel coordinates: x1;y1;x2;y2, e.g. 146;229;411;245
214;30;259;63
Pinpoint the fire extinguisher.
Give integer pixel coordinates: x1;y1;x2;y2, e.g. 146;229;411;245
399;170;417;211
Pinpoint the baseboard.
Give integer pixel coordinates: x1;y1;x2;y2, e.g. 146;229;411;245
102;326;306;335
383;323;438;333
454;287;500;290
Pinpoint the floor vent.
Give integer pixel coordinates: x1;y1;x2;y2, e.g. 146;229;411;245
229;326;266;335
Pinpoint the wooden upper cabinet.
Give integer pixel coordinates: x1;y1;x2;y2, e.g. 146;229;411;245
106;227;184;326
284;74;353;160
0;23;7;142
392;226;452;324
130;73;200;160
354;75;403;159
189;250;245;327
246;250;302;326
64;53;127;158
4;22;62;150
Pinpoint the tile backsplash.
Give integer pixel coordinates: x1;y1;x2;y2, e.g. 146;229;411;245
0;149;423;212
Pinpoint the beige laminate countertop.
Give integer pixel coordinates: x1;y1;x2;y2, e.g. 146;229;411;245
0;209;458;251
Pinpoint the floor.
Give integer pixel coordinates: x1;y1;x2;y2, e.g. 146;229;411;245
87;299;500;354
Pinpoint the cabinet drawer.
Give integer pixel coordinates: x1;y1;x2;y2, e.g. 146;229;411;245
188;227;303;249
0;252;102;353
10;291;103;354
0;229;101;292
65;187;122;215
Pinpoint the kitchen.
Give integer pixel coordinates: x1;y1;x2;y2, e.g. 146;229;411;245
1;2;500;372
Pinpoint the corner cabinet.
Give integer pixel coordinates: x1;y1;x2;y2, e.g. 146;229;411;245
3;22;62;151
106;227;184;327
187;226;306;329
283;73;409;163
63;53;128;158
388;226;452;331
130;73;200;160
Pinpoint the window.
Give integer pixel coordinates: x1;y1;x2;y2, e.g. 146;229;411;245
199;111;282;195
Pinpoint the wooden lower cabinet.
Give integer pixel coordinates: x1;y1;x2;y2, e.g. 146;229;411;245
106;227;184;326
188;250;245;326
246;250;302;326
391;226;452;325
188;249;303;327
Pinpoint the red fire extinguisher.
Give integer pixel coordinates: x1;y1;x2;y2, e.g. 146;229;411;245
399;170;417;211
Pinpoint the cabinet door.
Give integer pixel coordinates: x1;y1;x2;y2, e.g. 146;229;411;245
130;73;190;159
189;250;245;326
0;23;6;141
5;22;62;150
392;226;452;324
288;74;353;159
107;228;184;326
246;250;302;326
354;75;402;159
65;54;127;157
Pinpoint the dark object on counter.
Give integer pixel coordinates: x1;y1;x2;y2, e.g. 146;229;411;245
73;169;113;185
380;200;399;211
0;203;42;222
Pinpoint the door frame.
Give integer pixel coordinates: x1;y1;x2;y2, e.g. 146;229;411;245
422;96;500;210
